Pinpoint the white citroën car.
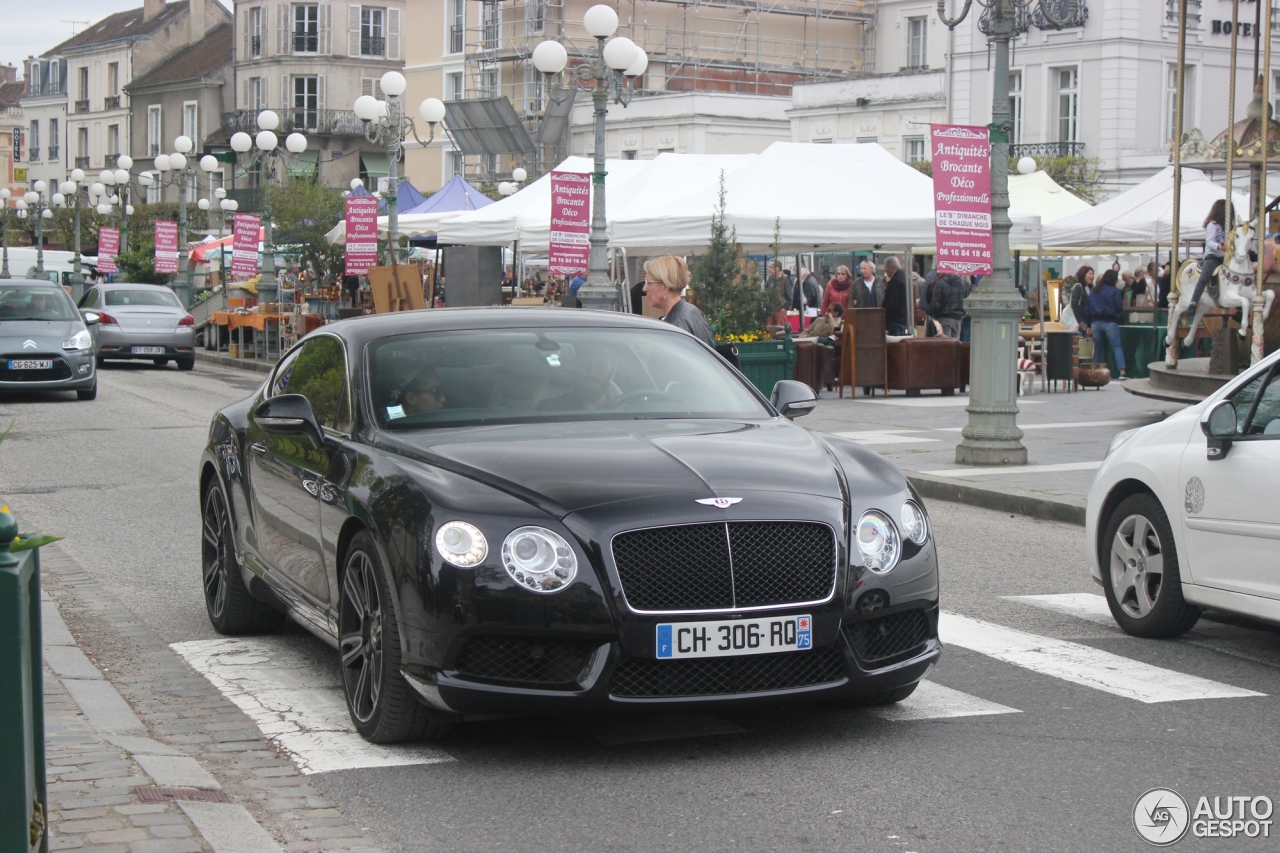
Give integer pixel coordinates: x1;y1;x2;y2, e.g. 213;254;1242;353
1086;348;1280;638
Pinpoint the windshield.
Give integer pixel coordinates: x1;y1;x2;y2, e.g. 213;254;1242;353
0;284;78;321
369;327;770;429
105;289;181;307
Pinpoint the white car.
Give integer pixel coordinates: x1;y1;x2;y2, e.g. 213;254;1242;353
1086;348;1280;638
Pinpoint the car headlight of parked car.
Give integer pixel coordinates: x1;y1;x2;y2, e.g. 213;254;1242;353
899;500;929;546
62;329;93;351
435;520;488;567
502;526;577;593
857;510;901;573
1106;428;1139;458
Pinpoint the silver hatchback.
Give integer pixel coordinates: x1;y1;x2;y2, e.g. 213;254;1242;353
78;283;196;370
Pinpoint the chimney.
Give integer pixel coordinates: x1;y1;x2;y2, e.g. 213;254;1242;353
143;0;165;21
0;65;16;85
189;0;207;43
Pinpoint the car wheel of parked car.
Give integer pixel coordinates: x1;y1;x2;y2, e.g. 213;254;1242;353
339;531;452;743
177;357;195;371
76;383;97;401
1101;493;1200;639
201;480;285;635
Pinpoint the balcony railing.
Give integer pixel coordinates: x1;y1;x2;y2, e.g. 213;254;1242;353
1009;141;1085;159
104;95;120;109
222;108;366;138
105;153;120;167
292;30;319;53
251;35;262;56
28;147;39;162
47;146;58;161
225;187;262;213
450;25;464;53
74;155;90;169
74;99;89;113
361;35;385;56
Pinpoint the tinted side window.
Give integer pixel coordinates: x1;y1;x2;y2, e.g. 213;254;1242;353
79;288;98;308
283;336;347;428
1229;374;1264;435
1244;369;1280;436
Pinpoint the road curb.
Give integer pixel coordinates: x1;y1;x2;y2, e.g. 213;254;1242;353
194;349;276;373
906;471;1086;527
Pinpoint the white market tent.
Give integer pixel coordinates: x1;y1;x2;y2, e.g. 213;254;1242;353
1042;166;1250;247
609;142;1041;254
1006;170;1092;224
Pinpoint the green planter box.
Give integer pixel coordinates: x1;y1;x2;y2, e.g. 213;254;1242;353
732;337;797;398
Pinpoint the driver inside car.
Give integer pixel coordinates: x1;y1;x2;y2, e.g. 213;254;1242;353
398;366;448;414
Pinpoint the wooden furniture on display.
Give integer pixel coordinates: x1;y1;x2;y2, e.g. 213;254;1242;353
1044;331;1079;392
837;308;888;397
367;265;426;313
793;340;833;396
886;338;964;395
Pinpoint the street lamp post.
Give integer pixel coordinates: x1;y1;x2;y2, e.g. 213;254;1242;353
58;169;89;284
0;189;11;279
533;7;649;311
935;0;1084;466
140;136;221;307
229;111;309;308
352;71;444;265
21;182;55;276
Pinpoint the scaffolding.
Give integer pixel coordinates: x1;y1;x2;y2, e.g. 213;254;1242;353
460;0;874;177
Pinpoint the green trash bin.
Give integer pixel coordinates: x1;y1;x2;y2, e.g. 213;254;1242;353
0;510;48;853
734;337;797;398
1095;325;1162;380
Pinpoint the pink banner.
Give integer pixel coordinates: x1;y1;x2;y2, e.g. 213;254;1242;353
344;196;380;276
930;124;993;277
98;227;119;274
154;220;179;274
231;213;262;279
548;171;590;275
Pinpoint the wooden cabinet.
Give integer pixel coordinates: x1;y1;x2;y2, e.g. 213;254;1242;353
838;308;888;396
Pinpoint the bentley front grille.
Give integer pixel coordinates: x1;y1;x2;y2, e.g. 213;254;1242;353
609;644;846;698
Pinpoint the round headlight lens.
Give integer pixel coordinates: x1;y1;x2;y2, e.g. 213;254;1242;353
856;510;901;573
900;500;929;546
502;526;577;593
435;521;487;567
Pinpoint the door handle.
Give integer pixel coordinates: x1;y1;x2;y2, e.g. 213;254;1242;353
249;442;267;456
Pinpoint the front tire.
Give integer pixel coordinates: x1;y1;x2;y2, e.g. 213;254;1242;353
76;383;97;401
201;479;285;635
848;682;919;707
1101;493;1200;638
339;531;451;743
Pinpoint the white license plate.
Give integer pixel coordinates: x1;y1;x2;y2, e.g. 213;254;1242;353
656;614;812;659
131;346;165;355
8;359;53;370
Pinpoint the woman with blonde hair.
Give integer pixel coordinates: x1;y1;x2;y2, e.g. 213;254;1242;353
643;255;716;347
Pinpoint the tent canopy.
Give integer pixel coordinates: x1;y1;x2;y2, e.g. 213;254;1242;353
1042;166;1250;246
403;174;493;215
609;142;1040;253
1006;170;1092;224
325;179;457;244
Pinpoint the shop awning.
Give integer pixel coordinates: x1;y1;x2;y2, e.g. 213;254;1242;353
287;149;319;179
360;152;389;179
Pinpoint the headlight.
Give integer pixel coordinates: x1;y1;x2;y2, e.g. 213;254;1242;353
502;526;577;593
435;520;487;567
900;500;929;546
1106;428;1138;458
62;330;92;351
856;510;901;573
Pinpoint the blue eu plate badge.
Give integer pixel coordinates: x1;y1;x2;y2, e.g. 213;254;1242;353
657;624;674;658
797;616;812;649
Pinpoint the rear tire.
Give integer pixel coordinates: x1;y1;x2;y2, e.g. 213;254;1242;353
177;357;195;371
76;383;97;401
201;479;285;635
1100;493;1200;638
339;531;452;743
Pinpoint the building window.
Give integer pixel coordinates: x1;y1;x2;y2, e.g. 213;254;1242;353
107;62;119;95
50;61;60;93
294;76;319;129
622;150;637;160
1165;63;1196;143
449;0;464;54
447;149;463;179
293;4;320;53
248;76;266;109
524;62;543;113
482;2;500;48
361;7;385;56
1008;70;1023;145
528;0;545;33
856;136;879;143
481;65;499;98
28;62;40;96
28;121;39;162
904;136;926;163
249;6;263;57
1053;66;1078;143
906;16;927;69
147;105;162;157
360;77;385;99
447;71;464;101
657;147;675;154
77;66;89;106
107;125;119;159
48;118;58;160
76;127;88;159
183;102;199;143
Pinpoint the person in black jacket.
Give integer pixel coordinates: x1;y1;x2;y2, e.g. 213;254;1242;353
643;255;716;347
928;273;969;338
881;256;911;336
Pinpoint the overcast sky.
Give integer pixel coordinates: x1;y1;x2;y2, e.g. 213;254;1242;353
0;0;232;71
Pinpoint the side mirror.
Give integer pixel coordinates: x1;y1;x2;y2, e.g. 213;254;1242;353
254;394;324;449
1201;400;1237;461
81;311;100;326
771;379;817;419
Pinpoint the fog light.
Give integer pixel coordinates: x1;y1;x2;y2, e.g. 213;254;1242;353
78;364;90;374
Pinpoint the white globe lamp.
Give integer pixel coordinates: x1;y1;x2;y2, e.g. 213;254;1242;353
380;71;407;97
113;169;129;185
583;4;619;38
198;198;211;211
256;110;279;131
138;172;154;187
125;205;134;215
154;154;172;172
512;167;527;182
52;193;65;206
173;135;194;154
531;40;569;75
1016;156;1037;175
350;177;364;190
199;155;218;172
33;180;47;194
169;152;188;171
285;132;308;154
255;130;278;151
419;97;446;124
625;49;649;77
100;170;116;185
116;155;133;170
353;95;379;121
70;168;85;183
229;132;253;153
602;36;639;71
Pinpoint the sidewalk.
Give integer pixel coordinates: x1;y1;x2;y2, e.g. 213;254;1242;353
38;546;385;853
805;380;1192;525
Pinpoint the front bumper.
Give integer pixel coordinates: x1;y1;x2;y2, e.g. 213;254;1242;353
405;602;941;716
0;350;95;392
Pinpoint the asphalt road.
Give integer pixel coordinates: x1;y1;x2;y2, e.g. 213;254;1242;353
4;362;1280;852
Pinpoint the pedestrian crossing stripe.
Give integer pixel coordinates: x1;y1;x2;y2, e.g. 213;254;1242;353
869;680;1020;721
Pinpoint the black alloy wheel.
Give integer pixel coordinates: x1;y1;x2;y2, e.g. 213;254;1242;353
339;531;451;743
201;480;284;634
1101;493;1200;638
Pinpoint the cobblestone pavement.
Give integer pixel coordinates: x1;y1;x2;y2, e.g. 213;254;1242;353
40;545;386;853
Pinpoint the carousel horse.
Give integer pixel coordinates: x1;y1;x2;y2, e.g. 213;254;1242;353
1165;220;1275;362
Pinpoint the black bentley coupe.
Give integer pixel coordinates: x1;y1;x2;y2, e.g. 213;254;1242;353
199;308;940;742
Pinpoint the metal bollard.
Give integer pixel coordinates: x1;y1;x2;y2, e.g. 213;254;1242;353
0;509;48;853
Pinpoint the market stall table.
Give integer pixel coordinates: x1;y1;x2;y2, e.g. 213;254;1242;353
211;311;289;360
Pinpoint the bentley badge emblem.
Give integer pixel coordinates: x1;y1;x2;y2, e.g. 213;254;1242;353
696;497;742;508
22;340;37;349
